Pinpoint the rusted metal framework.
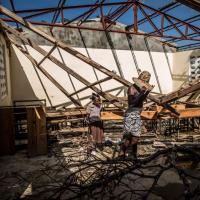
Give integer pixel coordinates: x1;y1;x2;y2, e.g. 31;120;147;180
176;0;200;12
1;0;200;50
1;2;200;110
0;1;199;112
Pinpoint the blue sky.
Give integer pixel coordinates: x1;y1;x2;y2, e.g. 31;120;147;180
1;0;199;47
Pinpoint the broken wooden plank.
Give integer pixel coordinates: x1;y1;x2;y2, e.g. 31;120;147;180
156;104;186;113
46;109;158;121
69;77;112;97
161;80;200;104
101;112;123;120
59;127;88;134
179;108;200;118
46;106;200;121
46;109;87;118
27;106;47;157
141;111;157;120
37;44;57;66
153;141;167;148
102;111;157;120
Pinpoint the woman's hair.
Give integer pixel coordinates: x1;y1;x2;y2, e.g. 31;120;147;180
90;93;100;101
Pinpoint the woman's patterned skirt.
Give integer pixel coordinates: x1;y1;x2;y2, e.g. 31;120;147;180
123;108;141;138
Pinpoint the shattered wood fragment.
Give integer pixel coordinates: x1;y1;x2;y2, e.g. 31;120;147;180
153;141;167;148
161;80;200;104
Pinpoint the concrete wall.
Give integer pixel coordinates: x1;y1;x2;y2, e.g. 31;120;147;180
0;33;12;107
23;22;175;52
10;46;46;106
172;49;200;90
10;44;174;107
7;21;194;108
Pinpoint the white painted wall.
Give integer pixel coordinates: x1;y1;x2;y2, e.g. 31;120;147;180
10;44;174;107
0;33;12;107
172;50;200;90
172;51;191;90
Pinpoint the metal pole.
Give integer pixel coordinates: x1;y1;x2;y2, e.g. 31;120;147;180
78;28;103;91
126;34;140;75
144;37;162;93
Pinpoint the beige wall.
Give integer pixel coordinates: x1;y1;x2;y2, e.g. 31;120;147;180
10;46;46;106
1;31;198;108
172;51;191;90
0;33;12;107
172;49;200;90
10;44;174;107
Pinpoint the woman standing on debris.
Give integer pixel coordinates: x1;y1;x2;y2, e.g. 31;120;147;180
120;71;153;159
86;93;104;150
